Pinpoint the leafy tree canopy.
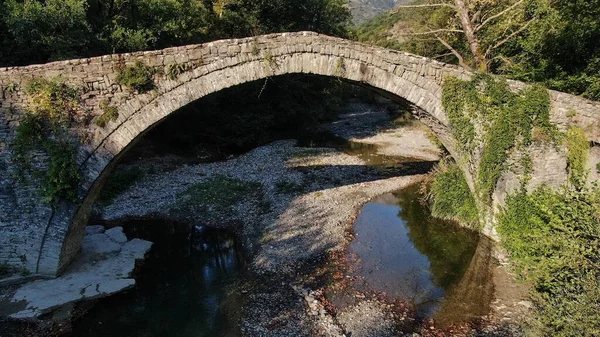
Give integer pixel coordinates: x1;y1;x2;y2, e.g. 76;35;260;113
0;0;351;66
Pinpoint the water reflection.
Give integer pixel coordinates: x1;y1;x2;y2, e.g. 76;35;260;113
347;184;495;326
70;221;245;337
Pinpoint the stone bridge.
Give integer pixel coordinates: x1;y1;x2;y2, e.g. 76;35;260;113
1;31;599;277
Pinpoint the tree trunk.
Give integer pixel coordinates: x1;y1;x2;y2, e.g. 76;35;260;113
454;0;488;72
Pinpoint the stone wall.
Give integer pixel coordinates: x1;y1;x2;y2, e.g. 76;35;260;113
1;31;599;277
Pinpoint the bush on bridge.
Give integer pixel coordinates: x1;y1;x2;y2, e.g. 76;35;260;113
115;61;156;93
12;78;82;205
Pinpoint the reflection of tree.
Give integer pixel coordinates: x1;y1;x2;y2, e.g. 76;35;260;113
393;184;479;290
394;184;495;327
433;237;495;328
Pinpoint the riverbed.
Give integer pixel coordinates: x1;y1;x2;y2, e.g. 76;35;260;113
0;102;529;336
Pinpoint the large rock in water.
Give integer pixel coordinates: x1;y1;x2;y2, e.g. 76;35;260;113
5;227;152;319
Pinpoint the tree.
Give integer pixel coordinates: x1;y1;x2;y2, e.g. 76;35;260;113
391;0;540;72
2;0;92;65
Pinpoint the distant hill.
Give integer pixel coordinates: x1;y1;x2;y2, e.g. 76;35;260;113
349;0;410;24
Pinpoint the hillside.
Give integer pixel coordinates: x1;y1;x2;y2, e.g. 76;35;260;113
348;0;410;24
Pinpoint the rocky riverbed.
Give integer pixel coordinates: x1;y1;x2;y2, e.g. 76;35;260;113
1;103;530;336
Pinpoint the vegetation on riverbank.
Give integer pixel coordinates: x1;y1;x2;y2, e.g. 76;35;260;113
427;73;599;335
497;183;599;336
495;125;600;336
422;160;479;228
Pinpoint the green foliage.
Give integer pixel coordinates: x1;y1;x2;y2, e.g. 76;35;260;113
1;0;92;64
565;127;589;188
96;100;119;127
173;176;261;218
442;75;555;201
355;0;600;101
166;62;193;80
275;180;305;194
497;185;600;336
424;160;480;229
115;61;156;92
24;78;80;123
41;140;81;203
97;166;145;205
505;1;600;101
1;0;350;67
441;77;477;153
12;78;82;205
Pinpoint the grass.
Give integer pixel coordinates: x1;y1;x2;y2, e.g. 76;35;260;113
174;176;262;218
275;180;305;194
97;167;145;205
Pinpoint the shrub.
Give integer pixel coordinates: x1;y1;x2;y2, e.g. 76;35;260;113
115;61;156;92
41;140;80;203
166;62;192;80
565;126;589;188
497;185;600;336
96;100;119;127
424;160;480;228
24;77;80;122
12;77;82;204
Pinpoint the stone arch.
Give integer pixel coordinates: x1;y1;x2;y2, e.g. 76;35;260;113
1;32;598;276
56;33;464;276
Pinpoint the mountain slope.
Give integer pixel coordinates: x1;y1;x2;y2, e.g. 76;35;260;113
349;0;410;24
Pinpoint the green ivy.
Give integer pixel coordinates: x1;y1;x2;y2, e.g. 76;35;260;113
442;75;555;202
41;140;80;203
12;78;82;205
441;77;477;153
565;126;589;188
115;61;156;92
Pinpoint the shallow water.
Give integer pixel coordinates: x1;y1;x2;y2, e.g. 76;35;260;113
343;184;495;327
69;221;245;337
